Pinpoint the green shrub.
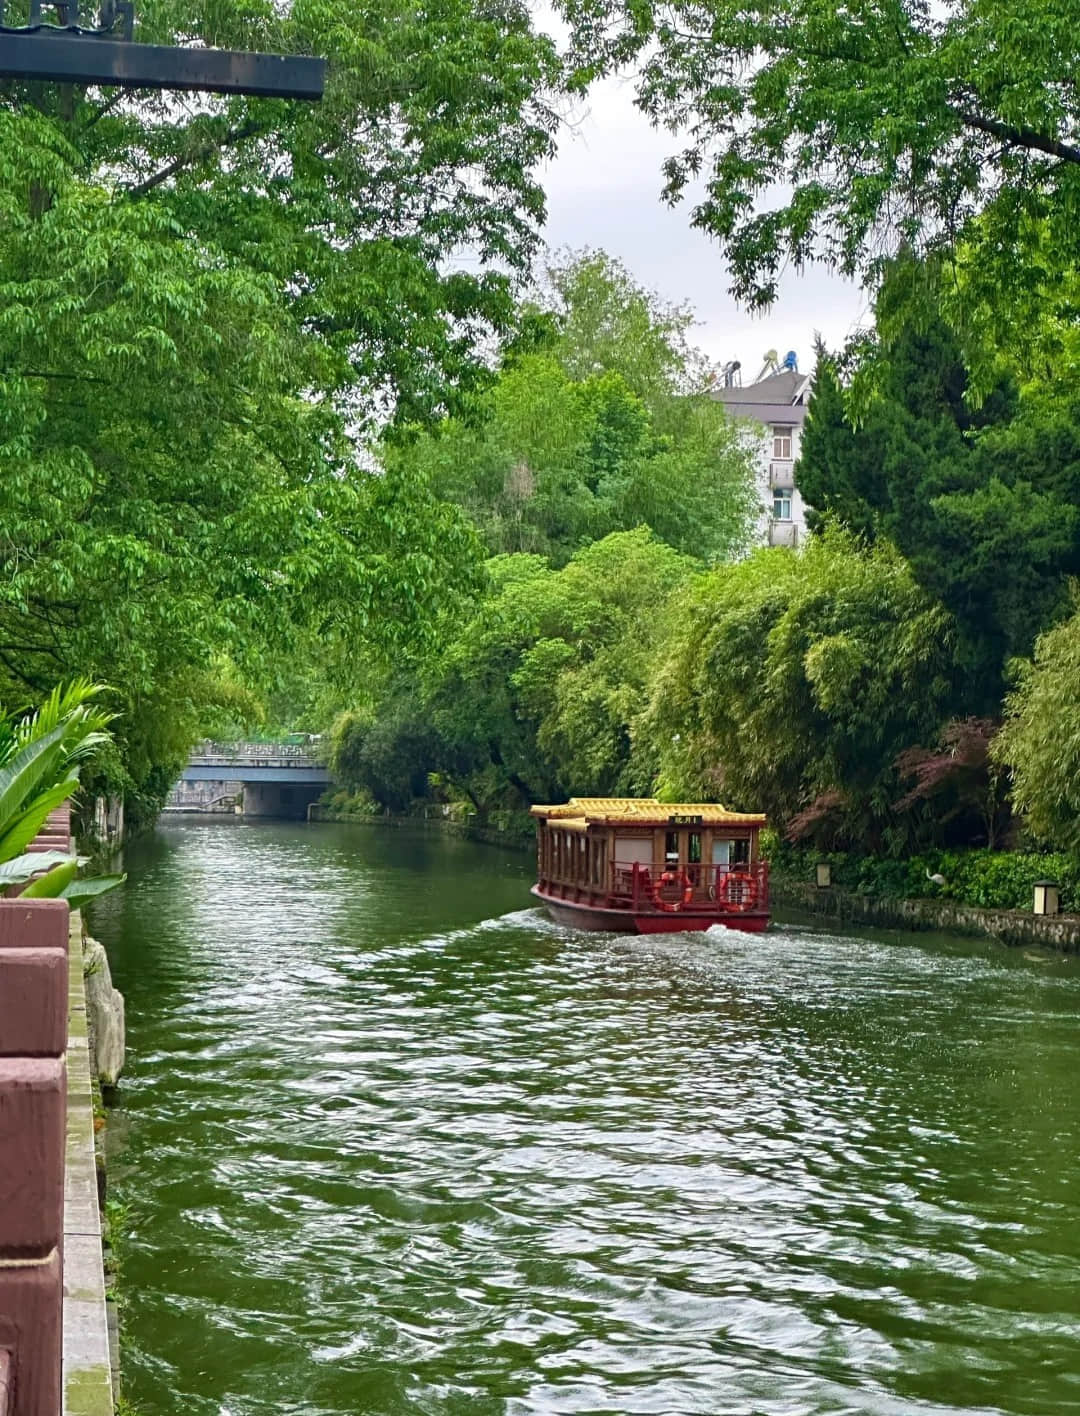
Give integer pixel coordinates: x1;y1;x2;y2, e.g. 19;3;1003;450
771;841;1080;911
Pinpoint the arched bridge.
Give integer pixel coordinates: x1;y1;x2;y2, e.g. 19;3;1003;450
167;741;333;819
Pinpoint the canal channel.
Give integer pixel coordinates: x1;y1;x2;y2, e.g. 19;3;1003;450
88;817;1080;1416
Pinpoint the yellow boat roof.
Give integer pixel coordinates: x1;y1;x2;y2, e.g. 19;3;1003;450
530;797;766;827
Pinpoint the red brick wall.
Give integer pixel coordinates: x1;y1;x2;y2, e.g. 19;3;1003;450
0;900;69;1416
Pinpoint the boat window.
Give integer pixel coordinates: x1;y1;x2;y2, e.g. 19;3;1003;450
665;830;679;865
614;836;651;865
688;832;701;864
712;839;731;867
732;838;750;866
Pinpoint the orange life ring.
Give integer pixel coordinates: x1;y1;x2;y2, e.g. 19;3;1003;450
721;870;758;912
652;868;694;912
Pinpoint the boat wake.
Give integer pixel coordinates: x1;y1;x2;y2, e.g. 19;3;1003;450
413;906;566;951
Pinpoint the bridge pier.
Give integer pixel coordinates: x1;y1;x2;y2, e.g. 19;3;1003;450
241;782;323;821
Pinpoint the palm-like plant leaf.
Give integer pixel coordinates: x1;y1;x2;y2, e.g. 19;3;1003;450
61;875;126;910
0;723;72;851
0;850;78;886
0;775;81;864
20;859;78;898
0;679;122;910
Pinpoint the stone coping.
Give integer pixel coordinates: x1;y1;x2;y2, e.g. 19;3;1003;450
62;912;112;1416
772;878;1080;952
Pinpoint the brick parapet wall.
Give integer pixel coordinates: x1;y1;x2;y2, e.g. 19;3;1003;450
0;899;70;1416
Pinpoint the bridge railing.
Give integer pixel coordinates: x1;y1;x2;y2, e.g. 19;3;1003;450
189;740;323;767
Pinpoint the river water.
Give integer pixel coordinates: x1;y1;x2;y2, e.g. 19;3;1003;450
87;818;1080;1416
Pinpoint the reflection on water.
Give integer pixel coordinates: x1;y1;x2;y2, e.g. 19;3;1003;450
88;819;1080;1416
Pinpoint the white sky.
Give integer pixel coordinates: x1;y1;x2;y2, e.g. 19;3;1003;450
537;69;872;377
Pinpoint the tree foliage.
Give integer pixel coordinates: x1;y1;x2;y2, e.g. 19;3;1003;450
559;0;1080;328
995;600;1080;854
337;529;698;814
387;252;758;566
798;318;1080;692
645;529;958;851
0;0;557;810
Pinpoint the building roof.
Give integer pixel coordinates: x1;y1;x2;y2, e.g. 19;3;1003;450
714;369;810;407
530;797;767;827
720;401;809;428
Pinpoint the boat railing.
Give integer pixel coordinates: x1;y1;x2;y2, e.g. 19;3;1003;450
611;860;769;912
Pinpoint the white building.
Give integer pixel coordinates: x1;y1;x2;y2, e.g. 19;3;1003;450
712;361;812;548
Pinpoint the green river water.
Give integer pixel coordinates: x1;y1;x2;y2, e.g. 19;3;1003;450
87;818;1080;1416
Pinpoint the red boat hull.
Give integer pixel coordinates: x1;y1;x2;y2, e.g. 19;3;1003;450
531;886;769;934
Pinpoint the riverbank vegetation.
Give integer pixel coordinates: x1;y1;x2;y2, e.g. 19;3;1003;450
8;0;1080;904
321;268;1080;899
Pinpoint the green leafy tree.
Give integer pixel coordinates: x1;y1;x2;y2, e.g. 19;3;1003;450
405;529;698;813
559;0;1080;328
388;253;758;565
0;0;558;812
798;320;1080;695
542;249;711;406
645;528;958;850
995;601;1080;854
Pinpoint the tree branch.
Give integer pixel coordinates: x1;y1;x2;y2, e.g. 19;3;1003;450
79;90;126;136
956;108;1080;166
125;119;265;198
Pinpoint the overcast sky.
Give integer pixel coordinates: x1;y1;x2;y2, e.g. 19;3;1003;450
537;69;871;379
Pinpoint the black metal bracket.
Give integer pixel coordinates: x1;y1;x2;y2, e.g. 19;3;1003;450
0;0;134;40
0;0;326;97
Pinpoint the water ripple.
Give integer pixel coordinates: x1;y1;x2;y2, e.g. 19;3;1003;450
88;820;1080;1416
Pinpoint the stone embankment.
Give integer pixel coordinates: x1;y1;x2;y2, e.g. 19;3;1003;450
0;899;125;1416
308;805;531;851
771;878;1080;952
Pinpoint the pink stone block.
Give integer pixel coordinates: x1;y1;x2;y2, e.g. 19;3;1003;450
0;902;69;955
0;950;68;1058
0;1249;62;1416
0;1059;65;1259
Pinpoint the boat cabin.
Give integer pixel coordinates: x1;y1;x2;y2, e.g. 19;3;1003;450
530;798;770;934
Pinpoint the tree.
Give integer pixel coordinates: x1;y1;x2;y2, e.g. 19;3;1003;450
0;0;555;808
558;0;1080;332
797;318;1080;695
5;0;560;425
893;718;1008;850
644;528;958;850
542;249;711;406
412;529;698;813
329;695;443;812
995;602;1080;854
387;252;759;566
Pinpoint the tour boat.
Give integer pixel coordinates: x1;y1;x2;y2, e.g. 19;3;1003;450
530;798;770;934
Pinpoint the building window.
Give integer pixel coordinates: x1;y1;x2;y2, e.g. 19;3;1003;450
772;425;793;459
773;487;793;521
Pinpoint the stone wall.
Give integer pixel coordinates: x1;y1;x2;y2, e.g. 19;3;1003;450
63;912;114;1416
772;877;1080;952
309;806;532;852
